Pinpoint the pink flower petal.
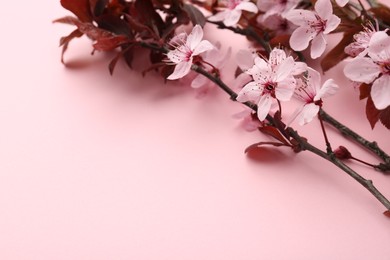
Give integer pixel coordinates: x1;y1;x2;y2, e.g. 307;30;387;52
257;94;273;121
368;31;390;62
274;56;295;81
236;2;258;13
315;79;338;101
167;47;187;63
284;9;316;26
315;0;333;21
371;74;390;110
167;61;192;80
187;25;203;50
344;57;380;84
191;74;208;89
236;49;255;70
310;33;327;59
269;48;287;68
208;10;228;22
336;0;349;7
306;67;321;94
237;81;262;103
192;40;214;56
298;103;320;125
289;26;316;51
324;15;341;34
275;76;296;101
223;9;242;26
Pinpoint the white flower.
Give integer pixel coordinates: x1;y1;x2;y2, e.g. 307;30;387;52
285;0;341;59
345;22;377;57
257;0;299;21
344;31;390;109
208;0;258;27
236;48;305;121
292;68;338;125
166;25;214;80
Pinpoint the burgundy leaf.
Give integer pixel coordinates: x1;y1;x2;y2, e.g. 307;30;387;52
134;0;164;36
60;0;93;22
96;14;133;37
58;29;84;63
359;83;371;100
259;126;290;145
93;35;129;51
366;97;381;129
379;106;390;130
245;141;289;154
108;45;134;74
89;0;109;17
370;5;390;25
384;210;390;218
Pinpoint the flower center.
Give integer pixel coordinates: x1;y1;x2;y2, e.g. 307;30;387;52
263;82;276;96
380;62;390;75
311;15;327;33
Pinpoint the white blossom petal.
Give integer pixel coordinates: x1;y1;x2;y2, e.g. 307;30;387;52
298;103;320;125
276;76;296;101
371;75;390;110
274;56;295;81
167;47;187;63
191;74;208;89
167;61;192;80
315;79;339;101
236;49;255;70
289;26;316;51
368;31;390;62
257;94;273;121
315;0;333;21
336;0;349;7
187;25;203;50
324;15;341;34
236;2;258;13
284;9;316;26
192;40;214;56
223;9;242;26
208;10;228;22
237;81;262;102
344;57;380;84
310;33;327;59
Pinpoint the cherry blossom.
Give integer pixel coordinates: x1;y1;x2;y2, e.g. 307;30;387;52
208;0;258;27
344;31;390;110
291;68;338;125
345;22;377;57
236;48;306;121
166;25;214;80
285;0;341;59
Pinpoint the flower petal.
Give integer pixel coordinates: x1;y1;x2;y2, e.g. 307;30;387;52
298;103;320;125
336;0;349;7
315;0;333;21
324;15;341;34
191;74;208;89
208;10;228;22
236;2;258;13
236;49;255;70
167;47;187;63
276;76;296;101
284;9;316;26
237;81;262;102
368;31;390;62
257;94;273;121
315;79;339;101
192;40;214;56
274;56;295;81
344;57;380;84
371;75;390;110
167;61;192;80
223;9;242;26
187;24;203;50
289;26;316;51
310;33;327;59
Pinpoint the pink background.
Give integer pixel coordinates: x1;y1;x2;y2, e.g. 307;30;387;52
1;1;390;259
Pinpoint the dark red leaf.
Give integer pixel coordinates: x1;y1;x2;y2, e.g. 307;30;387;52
134;0;164;36
182;4;206;27
89;0;109;17
108;45;134;74
384;210;390;218
259;126;290;145
359;83;371;100
124;14;159;40
269;34;290;49
366;97;381;129
60;0;93;22
93;35;129;51
58;29;84;63
96;14;133;38
379;106;390;130
244;141;288;154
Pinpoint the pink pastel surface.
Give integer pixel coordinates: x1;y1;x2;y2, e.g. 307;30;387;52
0;1;389;259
